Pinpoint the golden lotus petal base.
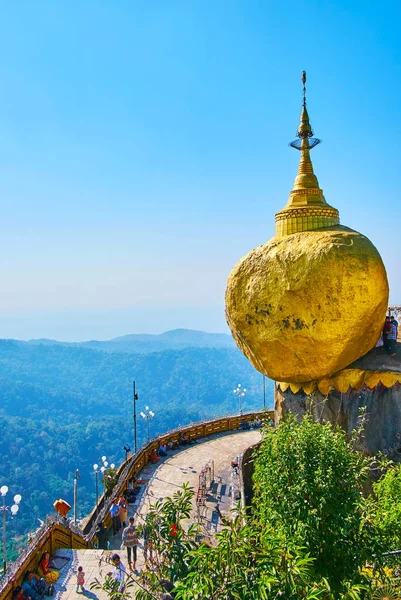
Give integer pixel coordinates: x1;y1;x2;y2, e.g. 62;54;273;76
277;345;401;395
277;369;401;396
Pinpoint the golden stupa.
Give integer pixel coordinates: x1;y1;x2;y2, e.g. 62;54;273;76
225;72;389;383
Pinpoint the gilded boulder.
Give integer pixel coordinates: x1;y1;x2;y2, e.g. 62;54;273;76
225;226;388;382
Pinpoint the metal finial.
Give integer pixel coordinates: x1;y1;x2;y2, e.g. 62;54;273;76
289;71;321;150
302;71;307;107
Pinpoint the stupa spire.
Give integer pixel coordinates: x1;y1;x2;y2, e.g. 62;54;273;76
275;71;340;237
291;71;320;190
297;71;313;134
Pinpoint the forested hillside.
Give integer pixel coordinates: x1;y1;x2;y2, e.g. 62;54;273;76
0;336;272;561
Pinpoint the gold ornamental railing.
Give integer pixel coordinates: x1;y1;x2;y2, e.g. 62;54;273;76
82;410;270;538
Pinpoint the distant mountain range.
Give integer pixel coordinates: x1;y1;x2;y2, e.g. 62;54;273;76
24;328;235;354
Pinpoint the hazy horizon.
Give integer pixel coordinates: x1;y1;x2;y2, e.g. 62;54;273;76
0;305;230;342
1;2;400;341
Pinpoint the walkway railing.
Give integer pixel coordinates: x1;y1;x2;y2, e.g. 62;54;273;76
82;409;270;539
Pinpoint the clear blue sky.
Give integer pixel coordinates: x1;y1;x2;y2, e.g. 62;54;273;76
0;1;400;340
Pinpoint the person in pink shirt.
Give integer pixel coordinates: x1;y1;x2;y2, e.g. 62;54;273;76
76;566;85;593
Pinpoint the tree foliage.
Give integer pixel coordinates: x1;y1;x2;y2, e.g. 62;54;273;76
102;467;119;496
135;483;198;598
173;517;342;600
252;414;382;588
97;487;370;599
372;463;401;550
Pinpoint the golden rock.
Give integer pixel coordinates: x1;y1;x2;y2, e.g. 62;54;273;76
226;226;388;382
225;73;389;383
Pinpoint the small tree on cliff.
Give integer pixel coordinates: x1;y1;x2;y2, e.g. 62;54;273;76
252;413;382;588
372;463;401;550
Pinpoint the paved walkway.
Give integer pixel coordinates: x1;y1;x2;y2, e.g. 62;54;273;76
55;428;261;599
136;428;261;539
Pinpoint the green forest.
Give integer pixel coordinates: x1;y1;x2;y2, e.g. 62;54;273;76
0;331;272;563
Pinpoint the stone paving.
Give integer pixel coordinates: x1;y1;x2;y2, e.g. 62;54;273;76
55;428;261;599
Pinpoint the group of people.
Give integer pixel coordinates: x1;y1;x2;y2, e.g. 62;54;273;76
110;495;128;535
159;434;194;455
96;481;143;549
148;435;194;463
240;416;263;430
382;315;398;356
13;552;60;600
125;477;142;504
76;521;139;597
15;515;150;598
108;515;151;593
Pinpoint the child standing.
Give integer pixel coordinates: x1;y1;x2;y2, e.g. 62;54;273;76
76;566;85;593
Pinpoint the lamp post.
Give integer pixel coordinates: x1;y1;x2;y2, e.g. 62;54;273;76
133;381;139;454
234;384;246;415
1;486;22;574
140;406;155;441
73;469;80;525
93;464;100;513
92;456;115;514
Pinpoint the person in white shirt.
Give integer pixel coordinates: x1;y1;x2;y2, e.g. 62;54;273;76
111;553;127;592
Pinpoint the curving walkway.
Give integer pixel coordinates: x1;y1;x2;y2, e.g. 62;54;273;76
137;428;261;537
56;428;261;599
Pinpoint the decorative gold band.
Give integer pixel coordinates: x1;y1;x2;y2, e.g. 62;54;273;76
275;207;339;221
290;187;323;196
275;208;340;237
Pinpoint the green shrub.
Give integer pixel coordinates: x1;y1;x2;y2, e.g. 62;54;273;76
253;414;381;588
